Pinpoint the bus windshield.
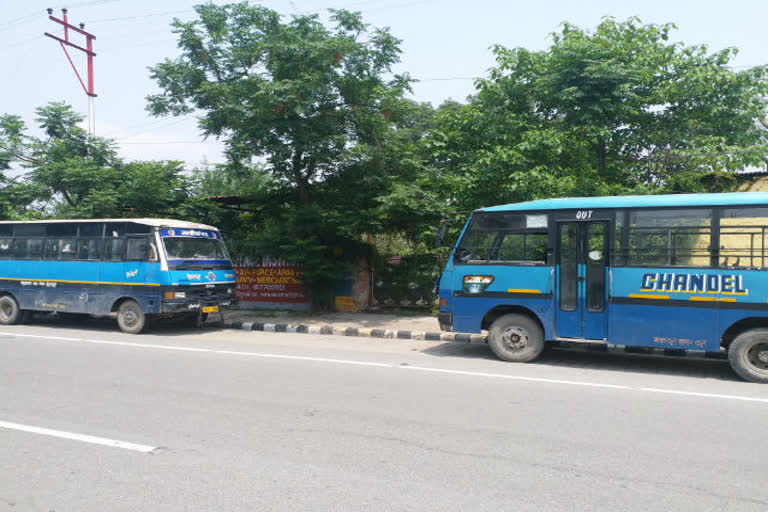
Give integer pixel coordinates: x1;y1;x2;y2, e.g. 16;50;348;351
162;237;231;269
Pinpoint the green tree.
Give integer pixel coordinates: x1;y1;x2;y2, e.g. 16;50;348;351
425;18;768;214
0;102;192;219
147;3;418;308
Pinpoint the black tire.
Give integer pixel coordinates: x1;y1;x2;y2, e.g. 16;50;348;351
19;310;32;324
487;313;545;363
728;329;768;383
0;295;21;325
116;300;146;334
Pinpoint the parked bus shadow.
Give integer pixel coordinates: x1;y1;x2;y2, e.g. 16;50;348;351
421;342;740;382
22;313;230;337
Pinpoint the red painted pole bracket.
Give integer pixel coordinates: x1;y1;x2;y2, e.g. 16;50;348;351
44;11;97;97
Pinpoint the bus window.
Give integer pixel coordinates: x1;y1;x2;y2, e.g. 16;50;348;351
0;238;12;259
14;224;45;237
719;207;768;269
585;223;607;312
47;223;77;237
558;223;579;312
45;239;60;259
30;239;44;259
78;239;102;260
625;209;711;267
497;233;547;263
15;238;44;259
58;239;77;260
127;223;151;234
78;223;104;238
456;213;548;265
126;238;149;261
104;239;125;261
106;223;126;238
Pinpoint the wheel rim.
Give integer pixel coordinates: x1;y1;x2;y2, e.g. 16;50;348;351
746;342;768;371
122;308;139;327
500;326;530;352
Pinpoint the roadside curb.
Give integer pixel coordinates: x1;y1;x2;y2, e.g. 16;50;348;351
220;321;728;359
222;321;486;343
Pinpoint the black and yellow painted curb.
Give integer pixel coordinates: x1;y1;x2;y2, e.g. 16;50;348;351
223;320;484;343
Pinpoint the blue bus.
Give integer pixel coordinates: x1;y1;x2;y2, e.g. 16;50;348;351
0;219;236;333
438;193;768;383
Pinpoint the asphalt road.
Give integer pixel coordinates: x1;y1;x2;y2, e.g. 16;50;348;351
1;319;767;511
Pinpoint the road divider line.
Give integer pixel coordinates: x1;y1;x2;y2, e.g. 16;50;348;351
0;332;393;368
399;365;631;389
0;420;157;453
639;388;768;403
4;331;768;404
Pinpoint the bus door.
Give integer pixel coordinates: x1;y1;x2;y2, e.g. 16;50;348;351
555;218;609;340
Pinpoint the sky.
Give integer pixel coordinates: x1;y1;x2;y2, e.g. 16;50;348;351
2;0;768;167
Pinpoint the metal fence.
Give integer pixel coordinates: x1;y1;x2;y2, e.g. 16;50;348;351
372;254;440;308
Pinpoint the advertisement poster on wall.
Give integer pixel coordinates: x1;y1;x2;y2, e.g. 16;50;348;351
234;257;309;305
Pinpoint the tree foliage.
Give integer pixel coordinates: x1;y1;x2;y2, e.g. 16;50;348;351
147;3;429;307
424;17;768;215
0;102;191;219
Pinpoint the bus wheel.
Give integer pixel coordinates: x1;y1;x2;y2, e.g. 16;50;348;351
0;295;21;325
116;300;146;334
728;329;768;383
488;314;544;363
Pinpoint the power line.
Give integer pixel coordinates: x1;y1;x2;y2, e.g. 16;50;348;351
118;140;209;145
0;1;121;32
417;76;477;82
89;8;194;24
119;113;197;135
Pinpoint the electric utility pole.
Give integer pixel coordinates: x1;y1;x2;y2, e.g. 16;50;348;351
44;8;97;136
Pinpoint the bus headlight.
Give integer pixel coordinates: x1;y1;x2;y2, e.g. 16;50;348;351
227;288;233;295
165;291;186;299
463;275;494;294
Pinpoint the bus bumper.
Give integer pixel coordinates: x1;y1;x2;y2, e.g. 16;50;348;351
161;300;237;314
438;311;453;332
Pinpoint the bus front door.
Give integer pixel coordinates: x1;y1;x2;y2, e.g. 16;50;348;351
555;221;608;340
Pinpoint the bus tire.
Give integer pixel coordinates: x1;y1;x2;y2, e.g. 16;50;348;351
728;329;768;383
0;295;21;325
116;300;146;334
488;313;544;363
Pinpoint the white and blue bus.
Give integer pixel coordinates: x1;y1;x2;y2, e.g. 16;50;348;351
438;193;768;382
0;219;236;333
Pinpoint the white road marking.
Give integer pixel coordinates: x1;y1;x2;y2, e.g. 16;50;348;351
3;331;768;404
640;388;768;404
0;420;157;453
400;365;631;389
0;332;391;368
